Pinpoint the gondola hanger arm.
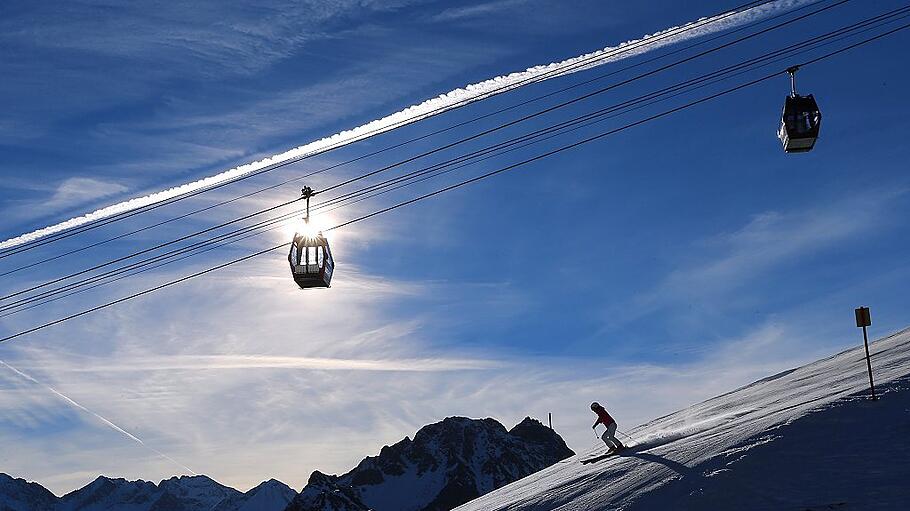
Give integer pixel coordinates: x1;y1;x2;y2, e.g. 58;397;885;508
301;186;314;221
785;65;800;97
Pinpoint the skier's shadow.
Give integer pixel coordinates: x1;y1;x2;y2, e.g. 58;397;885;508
619;451;693;478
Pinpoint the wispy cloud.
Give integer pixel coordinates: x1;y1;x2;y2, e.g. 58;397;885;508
432;0;530;22
45;177;128;211
0;1;422;79
628;186;908;322
0;2;392;143
1;177;132;227
104;37;496;164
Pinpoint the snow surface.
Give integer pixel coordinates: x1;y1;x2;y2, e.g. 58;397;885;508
456;328;910;510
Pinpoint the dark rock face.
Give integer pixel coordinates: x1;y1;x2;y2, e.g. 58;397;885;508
284;416;574;511
0;473;57;511
284;472;369;511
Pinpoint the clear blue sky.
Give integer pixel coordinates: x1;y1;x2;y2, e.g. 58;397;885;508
1;0;909;495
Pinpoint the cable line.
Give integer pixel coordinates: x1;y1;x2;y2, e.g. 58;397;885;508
1;21;905;344
0;197;304;302
0;0;807;259
0;0;853;302
0;0;782;260
0;0;805;276
0;224;280;319
311;0;850;197
314;5;910;213
2;4;905;315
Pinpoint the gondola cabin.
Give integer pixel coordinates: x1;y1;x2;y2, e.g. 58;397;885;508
778;66;821;153
778;94;821;153
288;230;334;288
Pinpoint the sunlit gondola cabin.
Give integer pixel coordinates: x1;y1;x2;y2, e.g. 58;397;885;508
778;93;821;153
288;231;334;288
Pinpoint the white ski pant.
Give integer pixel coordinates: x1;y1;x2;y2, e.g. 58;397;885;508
601;422;622;449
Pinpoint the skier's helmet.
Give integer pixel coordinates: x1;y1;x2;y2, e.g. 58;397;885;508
590;402;601;411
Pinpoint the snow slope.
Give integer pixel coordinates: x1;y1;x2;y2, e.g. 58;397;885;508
456;328;910;510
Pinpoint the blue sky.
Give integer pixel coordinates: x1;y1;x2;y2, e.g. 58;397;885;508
2;0;909;495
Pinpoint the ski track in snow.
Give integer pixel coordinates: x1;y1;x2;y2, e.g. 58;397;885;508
624;407;759;451
0;0;814;249
455;328;910;510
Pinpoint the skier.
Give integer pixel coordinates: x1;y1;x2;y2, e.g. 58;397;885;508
591;402;625;452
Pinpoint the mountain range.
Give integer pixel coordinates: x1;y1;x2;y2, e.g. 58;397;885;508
1;416;572;511
0;474;296;511
9;329;908;511
286;416;574;511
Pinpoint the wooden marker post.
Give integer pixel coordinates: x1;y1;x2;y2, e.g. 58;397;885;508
854;306;876;401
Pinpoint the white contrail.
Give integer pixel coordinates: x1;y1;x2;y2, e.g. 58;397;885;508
0;359;196;475
26;354;504;372
0;0;811;250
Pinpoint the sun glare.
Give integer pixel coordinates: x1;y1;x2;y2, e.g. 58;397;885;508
283;216;329;240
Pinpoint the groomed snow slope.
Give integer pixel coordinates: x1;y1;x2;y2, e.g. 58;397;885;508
457;328;910;510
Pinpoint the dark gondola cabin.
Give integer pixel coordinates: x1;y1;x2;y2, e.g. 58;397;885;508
288;230;334;288
778;66;821;153
779;94;821;153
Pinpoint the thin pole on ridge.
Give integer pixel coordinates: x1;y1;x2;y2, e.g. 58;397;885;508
855;306;877;401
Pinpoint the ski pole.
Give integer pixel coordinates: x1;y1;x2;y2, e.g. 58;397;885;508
616;429;634;441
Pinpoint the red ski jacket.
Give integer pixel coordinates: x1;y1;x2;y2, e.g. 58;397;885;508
593;408;615;427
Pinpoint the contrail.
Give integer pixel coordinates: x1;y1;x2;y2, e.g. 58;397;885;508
0;0;811;249
27;354;505;372
0;359;196;475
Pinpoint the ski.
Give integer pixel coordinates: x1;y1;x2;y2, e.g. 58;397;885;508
581;450;620;464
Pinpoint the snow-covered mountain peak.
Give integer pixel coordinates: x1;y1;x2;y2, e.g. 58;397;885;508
212;477;296;511
285;416;574;511
286;471;369;511
58;475;159;511
159;474;239;510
